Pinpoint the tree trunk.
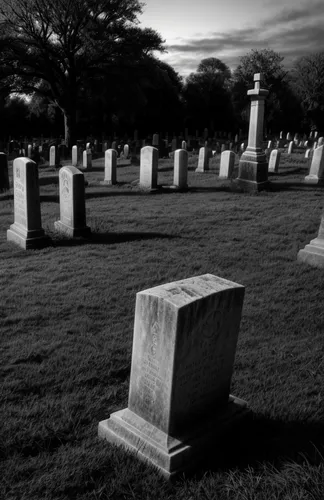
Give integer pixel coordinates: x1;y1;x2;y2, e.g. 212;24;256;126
64;110;77;150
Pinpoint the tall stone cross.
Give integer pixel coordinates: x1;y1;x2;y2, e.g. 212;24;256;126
235;72;269;192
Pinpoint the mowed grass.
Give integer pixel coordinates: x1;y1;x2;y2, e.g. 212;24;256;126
0;149;324;499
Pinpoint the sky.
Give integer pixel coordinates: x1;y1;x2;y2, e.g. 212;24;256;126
138;0;324;78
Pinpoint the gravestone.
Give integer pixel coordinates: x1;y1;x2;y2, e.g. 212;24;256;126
0;152;10;192
181;140;187;150
49;146;56;167
172;149;188;189
219;151;235;179
152;134;159;147
305;149;312;159
267;140;272;149
98;274;247;478
298;211;324;268
82;150;92;170
195;147;210;172
54;166;91;237
171;138;177;152
304;145;324;184
139;146;158;189
7;158;48;249
27;144;32;159
268;149;281;173
236;73;268;191
101;149;117;185
72;145;78;166
124;144;129;158
318;137;324;147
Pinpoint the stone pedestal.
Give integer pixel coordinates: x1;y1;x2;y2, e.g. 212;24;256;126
235;74;269;192
99;274;248;478
298;215;324;267
54;166;91;238
7;158;48;249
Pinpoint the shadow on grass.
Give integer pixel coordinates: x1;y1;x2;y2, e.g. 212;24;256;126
187;413;324;480
269;167;307;176
268;180;324;192
51;231;178;247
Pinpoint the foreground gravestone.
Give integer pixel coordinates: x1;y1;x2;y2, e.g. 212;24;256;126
304;145;324;184
98;274;247;478
298;212;324;268
287;141;293;154
0;152;10;191
236;73;269;191
139;146;158;189
219;151;235;179
172;149;188;189
7;158;48;249
268;149;281;173
101;149;117;185
54;166;91;237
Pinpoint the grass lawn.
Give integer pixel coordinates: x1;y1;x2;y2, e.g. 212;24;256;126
0;149;324;499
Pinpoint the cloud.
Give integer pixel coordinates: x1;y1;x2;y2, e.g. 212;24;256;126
160;1;324;77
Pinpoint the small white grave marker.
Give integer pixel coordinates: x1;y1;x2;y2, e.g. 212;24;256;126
139;146;158;189
219;151;235;179
173;149;188;189
54;166;91;237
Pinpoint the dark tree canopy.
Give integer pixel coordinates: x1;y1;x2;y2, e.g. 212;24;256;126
292;52;324;130
183;57;234;133
0;0;165;146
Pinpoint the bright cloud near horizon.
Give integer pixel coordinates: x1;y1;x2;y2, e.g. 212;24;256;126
138;0;324;78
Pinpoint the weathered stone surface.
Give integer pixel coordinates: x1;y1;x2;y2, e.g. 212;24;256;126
139;146;158;189
54;166;91;237
298;215;324;268
7;157;48;249
268;149;281;173
304;145;324;184
98;274;247;478
219;151;235;179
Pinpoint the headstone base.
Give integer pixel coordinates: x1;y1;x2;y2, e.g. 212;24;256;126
236;151;268;192
297;238;324;268
100;180;116;186
54;220;91;238
98;395;249;479
7;224;48;250
304;175;324;185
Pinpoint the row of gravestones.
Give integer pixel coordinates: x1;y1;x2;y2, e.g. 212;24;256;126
7;158;90;249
